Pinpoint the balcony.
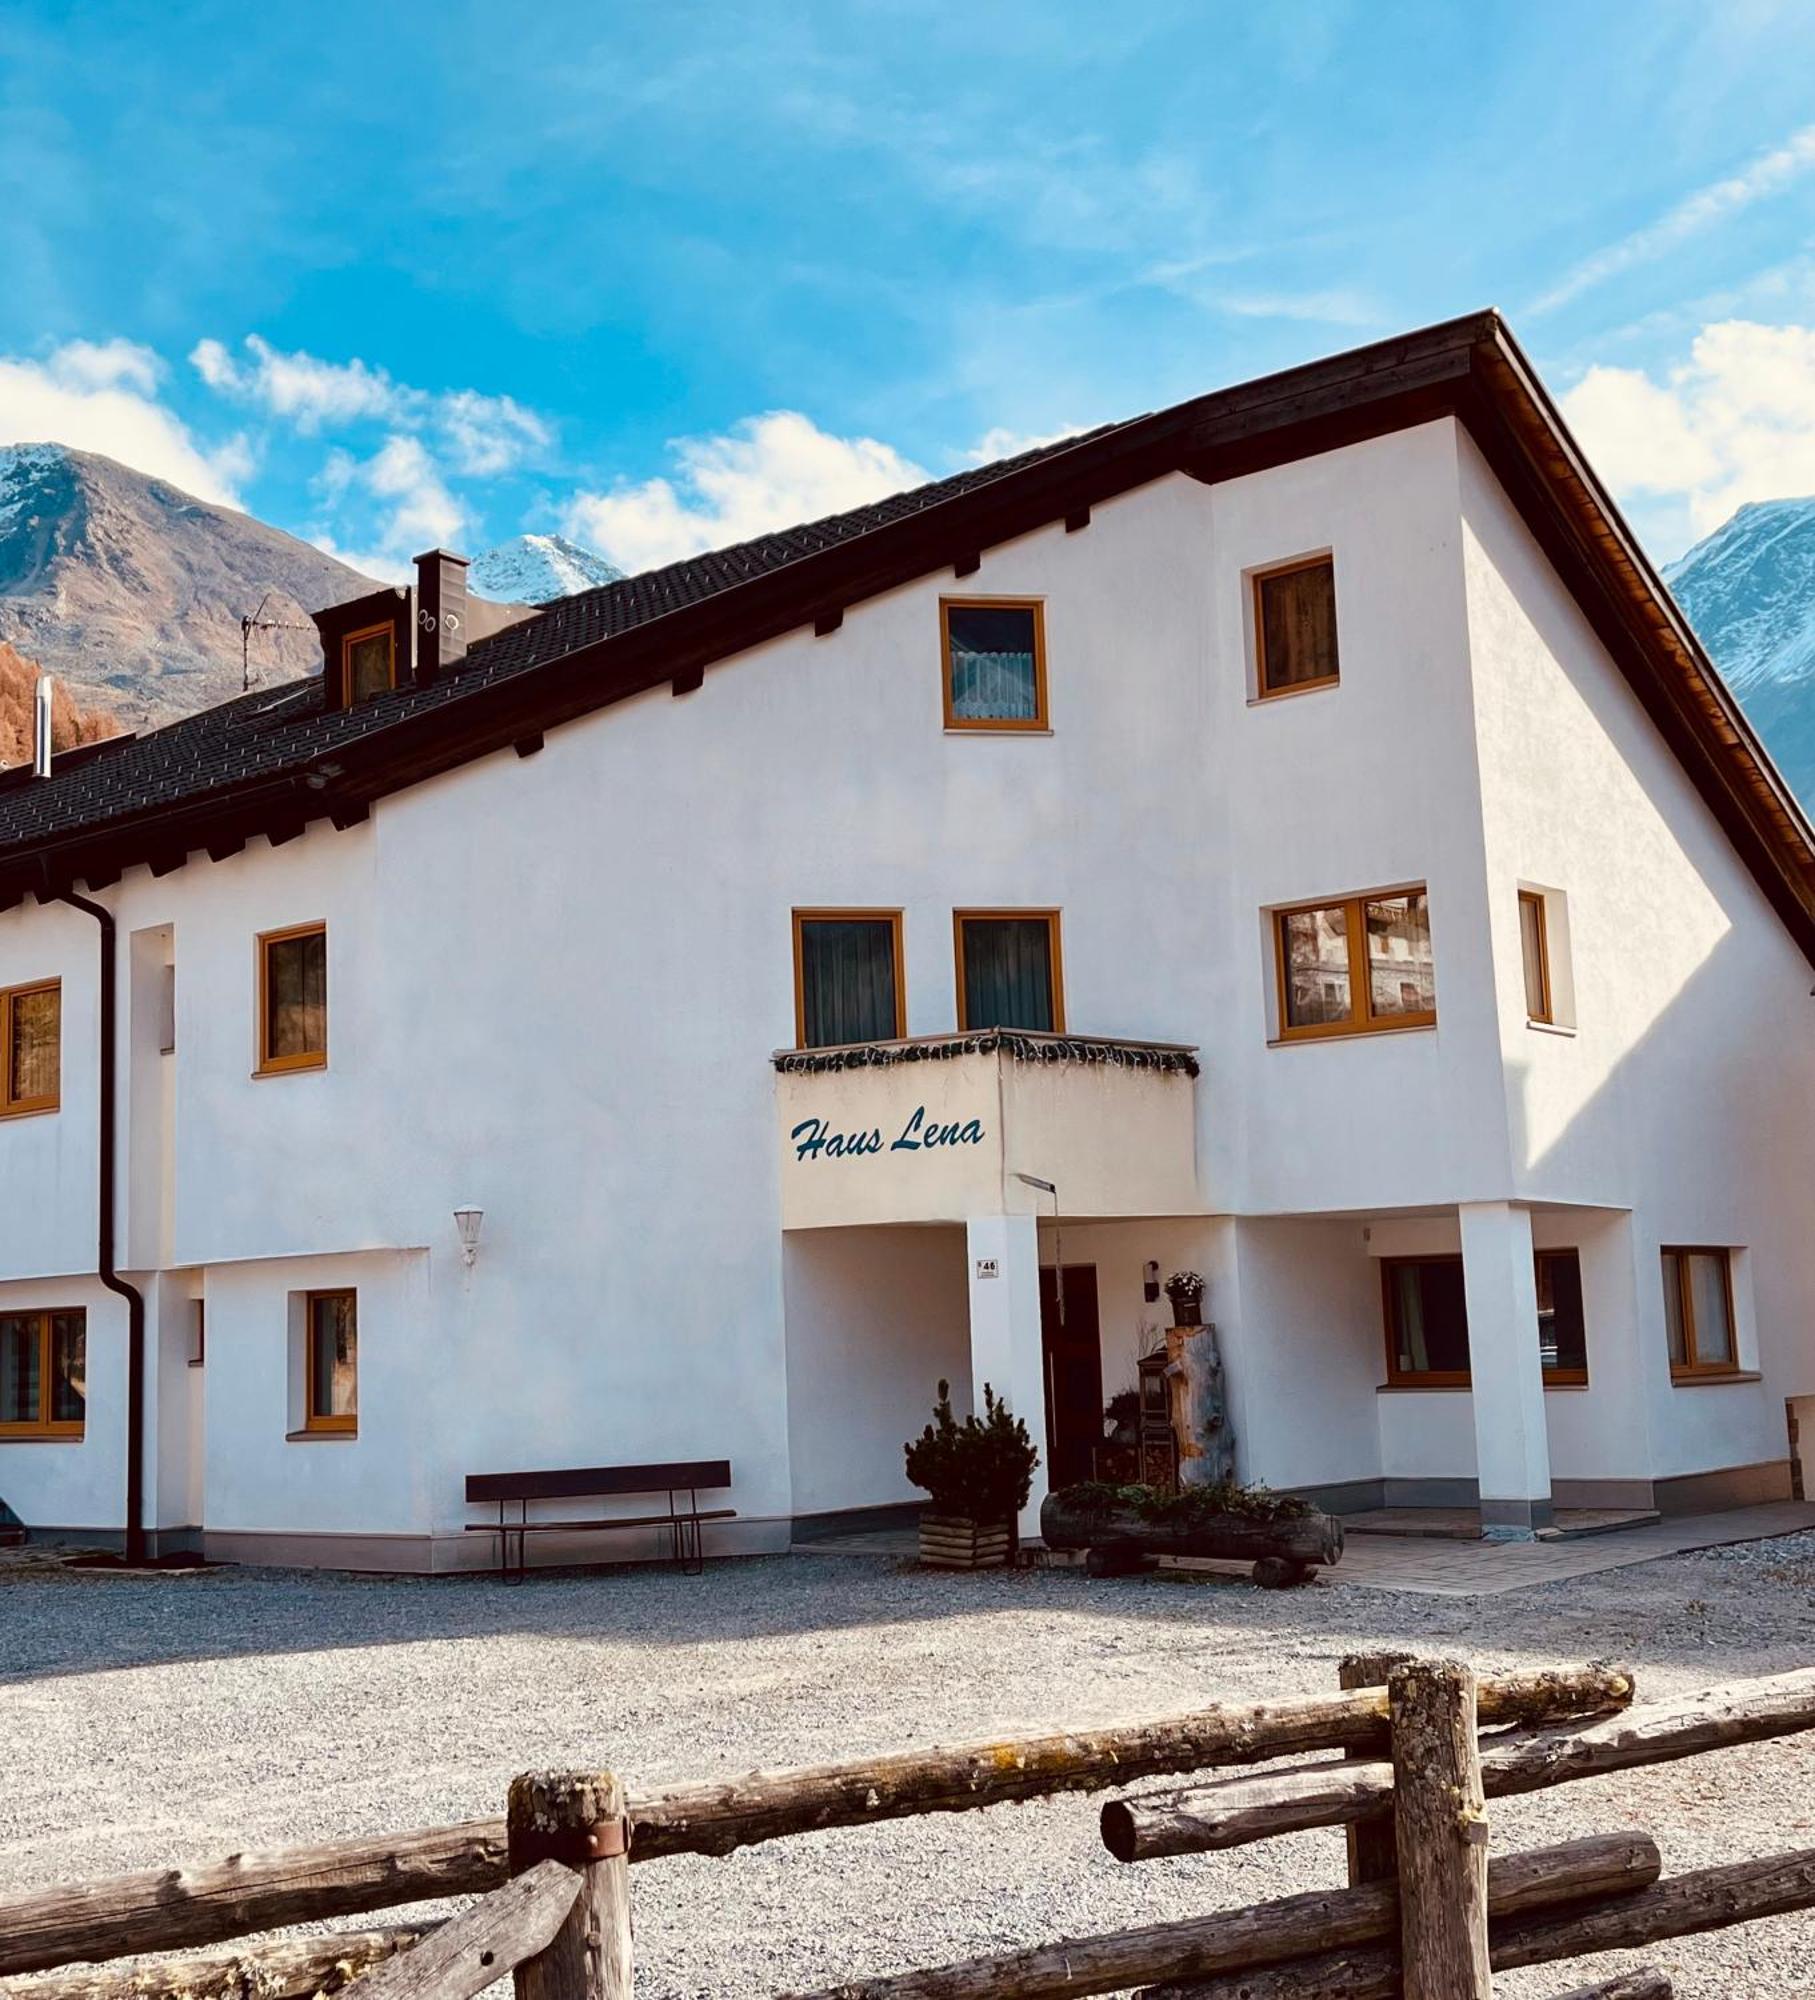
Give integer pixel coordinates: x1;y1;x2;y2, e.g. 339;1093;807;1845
773;1030;1203;1229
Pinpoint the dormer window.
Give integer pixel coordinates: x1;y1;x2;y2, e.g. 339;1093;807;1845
341;623;397;706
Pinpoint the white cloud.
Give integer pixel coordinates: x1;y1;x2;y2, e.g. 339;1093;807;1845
564;411;927;573
311;434;466;573
961;423;1090;467
1561;320;1815;552
192;335;552;476
1534;125;1815;316
0;338;247;504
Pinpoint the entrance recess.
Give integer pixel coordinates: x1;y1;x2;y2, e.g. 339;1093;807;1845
1039;1265;1103;1489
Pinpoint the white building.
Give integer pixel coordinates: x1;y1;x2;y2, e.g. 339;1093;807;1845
4;311;1814;1569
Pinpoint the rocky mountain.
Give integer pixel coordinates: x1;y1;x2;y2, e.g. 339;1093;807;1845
0;444;377;727
1664;498;1815;810
469;533;622;604
0;641;119;767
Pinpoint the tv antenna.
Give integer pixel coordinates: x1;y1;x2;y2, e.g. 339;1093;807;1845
240;592;314;693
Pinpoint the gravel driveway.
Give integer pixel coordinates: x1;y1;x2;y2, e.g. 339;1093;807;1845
4;1540;1815;1998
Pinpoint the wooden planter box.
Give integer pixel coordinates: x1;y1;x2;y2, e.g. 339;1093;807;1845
1039;1494;1343;1588
919;1514;1013;1570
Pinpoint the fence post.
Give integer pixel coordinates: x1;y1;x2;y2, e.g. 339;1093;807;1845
508;1772;633;2000
1390;1658;1490;2000
1339;1650;1413;1886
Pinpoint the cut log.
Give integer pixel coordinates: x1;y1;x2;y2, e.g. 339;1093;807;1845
1389;1660;1489;2000
0;1666;1633;1977
778;1834;1657;2000
1544;1971;1672;1999
508;1774;631;2000
1103;1665;1815;1861
0;1929;426;2000
349;1862;577;2000
1039;1495;1343;1568
1136;1845;1815;2000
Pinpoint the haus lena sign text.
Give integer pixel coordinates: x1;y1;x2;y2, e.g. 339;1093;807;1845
790;1105;987;1162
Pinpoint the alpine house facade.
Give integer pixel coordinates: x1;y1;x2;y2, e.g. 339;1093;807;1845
4;312;1815;1568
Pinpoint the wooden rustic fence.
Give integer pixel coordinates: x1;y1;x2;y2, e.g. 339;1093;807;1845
4;1659;1815;2000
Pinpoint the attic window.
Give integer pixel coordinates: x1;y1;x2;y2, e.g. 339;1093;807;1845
341;624;397;706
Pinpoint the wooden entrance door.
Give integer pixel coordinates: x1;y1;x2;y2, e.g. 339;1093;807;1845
1039;1265;1102;1490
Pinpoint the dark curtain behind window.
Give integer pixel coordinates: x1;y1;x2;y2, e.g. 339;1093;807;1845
1392;1260;1470;1375
1535;1250;1587;1374
800;919;898;1046
1259;560;1338;691
961;918;1055;1030
267;932;327;1060
0;1313;38;1424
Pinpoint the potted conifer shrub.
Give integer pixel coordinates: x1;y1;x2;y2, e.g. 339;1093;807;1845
905;1379;1039;1570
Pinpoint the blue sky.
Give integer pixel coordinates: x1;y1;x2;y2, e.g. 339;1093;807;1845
3;0;1815;576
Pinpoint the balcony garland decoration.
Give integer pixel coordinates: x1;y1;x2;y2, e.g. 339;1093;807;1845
774;1030;1200;1077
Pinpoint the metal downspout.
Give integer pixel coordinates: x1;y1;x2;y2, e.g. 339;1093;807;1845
54;889;147;1566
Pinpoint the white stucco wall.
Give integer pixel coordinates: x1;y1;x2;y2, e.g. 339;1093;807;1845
1459;433;1815;1485
781;1224;970;1518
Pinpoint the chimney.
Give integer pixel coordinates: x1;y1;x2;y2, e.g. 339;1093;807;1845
33;674;53;779
414;549;470;684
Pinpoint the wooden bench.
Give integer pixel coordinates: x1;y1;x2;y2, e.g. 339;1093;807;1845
464;1460;734;1580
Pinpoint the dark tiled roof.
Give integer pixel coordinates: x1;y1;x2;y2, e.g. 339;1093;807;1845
0;423;1121;863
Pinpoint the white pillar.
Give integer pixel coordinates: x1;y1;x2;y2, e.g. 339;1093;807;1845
965;1213;1049;1542
1459;1201;1552;1539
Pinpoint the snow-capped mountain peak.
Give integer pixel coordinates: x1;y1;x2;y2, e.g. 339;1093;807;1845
1663;498;1815;694
1664;495;1815;810
468;534;623;604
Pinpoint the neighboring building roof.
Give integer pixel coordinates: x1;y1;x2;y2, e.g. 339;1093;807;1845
4;310;1815;964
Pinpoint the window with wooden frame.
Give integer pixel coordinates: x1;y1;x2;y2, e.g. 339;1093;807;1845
1519;889;1552;1024
1534;1249;1588;1383
792;911;905;1049
1661;1248;1740;1379
1273;888;1434;1041
1;979;60;1117
257;924;327;1074
1382;1249;1588;1387
340;622;397;707
0;1308;86;1438
954;910;1064;1032
1253;555;1339;698
940;598;1048;730
303;1290;357;1434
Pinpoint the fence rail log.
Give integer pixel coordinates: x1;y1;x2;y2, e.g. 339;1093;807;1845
0;1666;1633;1979
0;1822;508;1980
1103;1665;1815;1862
777;1834;1657;2000
344;1861;577;2000
0;1929;427;2000
1135;1845;1815;2000
627;1663;1632;1863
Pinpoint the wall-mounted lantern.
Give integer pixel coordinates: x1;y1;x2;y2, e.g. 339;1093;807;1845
453;1206;484;1268
1143;1260;1161;1303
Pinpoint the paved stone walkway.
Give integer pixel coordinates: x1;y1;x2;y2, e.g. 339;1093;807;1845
794;1499;1815;1596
